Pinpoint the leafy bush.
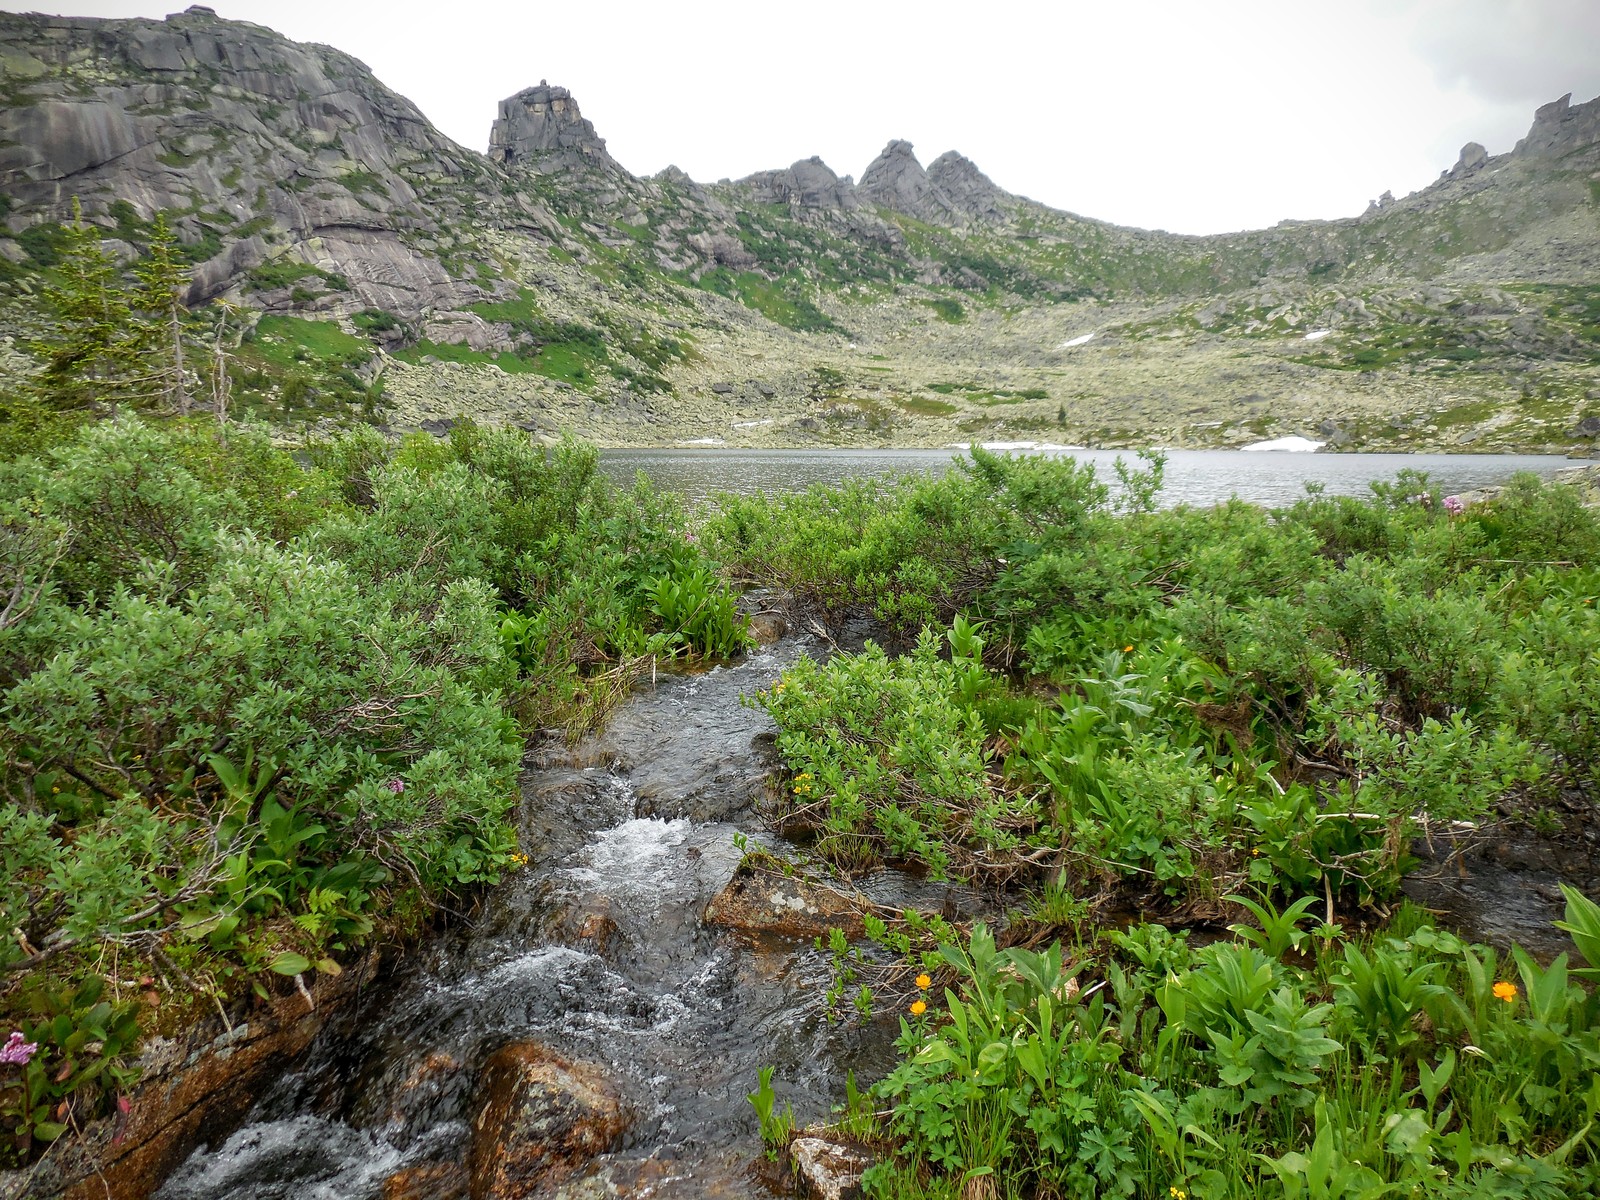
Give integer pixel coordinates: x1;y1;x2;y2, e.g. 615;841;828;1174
0;416;751;1164
748;459;1600;903
853;899;1600;1200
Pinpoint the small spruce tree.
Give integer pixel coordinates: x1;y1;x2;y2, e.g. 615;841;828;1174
130;212;193;414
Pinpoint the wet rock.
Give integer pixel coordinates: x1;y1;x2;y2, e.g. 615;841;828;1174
545;902;623;954
383;1161;470;1200
790;1136;876;1200
704;865;866;941
3;953;381;1200
469;1042;630;1200
747;611;789;645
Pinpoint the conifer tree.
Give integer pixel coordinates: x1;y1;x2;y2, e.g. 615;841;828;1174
131;213;193;414
25;201;195;415
25;200;136;412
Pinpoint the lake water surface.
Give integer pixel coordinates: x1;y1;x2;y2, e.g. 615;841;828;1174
600;447;1582;508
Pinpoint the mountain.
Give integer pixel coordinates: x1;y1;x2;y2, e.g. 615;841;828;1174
2;5;1598;454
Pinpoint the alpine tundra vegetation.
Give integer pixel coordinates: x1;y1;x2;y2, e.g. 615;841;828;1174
0;7;1599;1200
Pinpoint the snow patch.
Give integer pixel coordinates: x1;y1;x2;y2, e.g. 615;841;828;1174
731;419;774;429
1240;436;1325;453
1303;329;1333;341
1058;332;1097;348
675;437;726;446
947;440;1079;452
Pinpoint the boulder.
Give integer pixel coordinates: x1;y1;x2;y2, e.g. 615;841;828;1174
1450;141;1489;177
704;864;865;941
468;1043;629;1200
790;1136;876;1200
383;1162;470;1200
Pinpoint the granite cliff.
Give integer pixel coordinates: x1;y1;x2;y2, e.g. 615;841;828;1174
2;7;1598;453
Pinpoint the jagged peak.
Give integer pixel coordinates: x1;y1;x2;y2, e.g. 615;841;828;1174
926;151;1010;222
488;82;616;170
1514;91;1600;158
858;139;952;220
736;156;857;210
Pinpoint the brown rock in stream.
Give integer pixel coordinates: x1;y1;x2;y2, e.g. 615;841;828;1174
383;1161;470;1200
790;1135;876;1200
468;1043;630;1200
703;865;865;941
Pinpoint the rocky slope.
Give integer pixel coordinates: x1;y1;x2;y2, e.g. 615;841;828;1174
1;6;1597;453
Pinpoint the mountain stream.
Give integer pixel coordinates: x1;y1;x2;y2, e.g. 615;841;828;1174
155;633;894;1200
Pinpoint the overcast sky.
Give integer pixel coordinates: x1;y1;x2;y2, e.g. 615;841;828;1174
17;0;1600;234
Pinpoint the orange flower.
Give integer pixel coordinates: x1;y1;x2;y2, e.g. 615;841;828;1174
1123;645;1134;653
909;999;927;1016
1492;981;1518;1003
915;973;932;990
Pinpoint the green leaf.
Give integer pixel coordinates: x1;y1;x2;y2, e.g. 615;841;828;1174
270;951;312;976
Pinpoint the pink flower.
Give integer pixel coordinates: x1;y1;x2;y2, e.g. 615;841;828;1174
384;778;405;794
0;1031;38;1066
1443;495;1465;515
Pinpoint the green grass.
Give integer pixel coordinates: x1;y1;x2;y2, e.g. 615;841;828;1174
250;316;369;367
391;336;605;385
531;341;602;384
245;261;350;294
699;269;844;335
919;297;967;323
232;316;379;420
898;397;959;417
392;339;540;374
337;169;389;198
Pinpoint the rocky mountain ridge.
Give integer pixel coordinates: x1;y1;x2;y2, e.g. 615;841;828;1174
1;6;1598;454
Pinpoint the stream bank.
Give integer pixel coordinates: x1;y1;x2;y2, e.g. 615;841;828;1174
144;633;897;1200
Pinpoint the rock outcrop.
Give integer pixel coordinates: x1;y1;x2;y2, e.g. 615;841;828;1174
740;156;858;210
1514;92;1600;159
1449;141;1489;178
857;139;957;224
0;5;497;316
926;150;1011;222
488;82;617;171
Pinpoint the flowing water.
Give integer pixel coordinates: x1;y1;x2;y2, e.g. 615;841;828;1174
157;636;897;1199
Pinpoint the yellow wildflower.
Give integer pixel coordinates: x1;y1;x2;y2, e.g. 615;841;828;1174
909;999;927;1016
1123;645;1134;653
1170;1189;1187;1200
1492;981;1518;1002
915;973;931;990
